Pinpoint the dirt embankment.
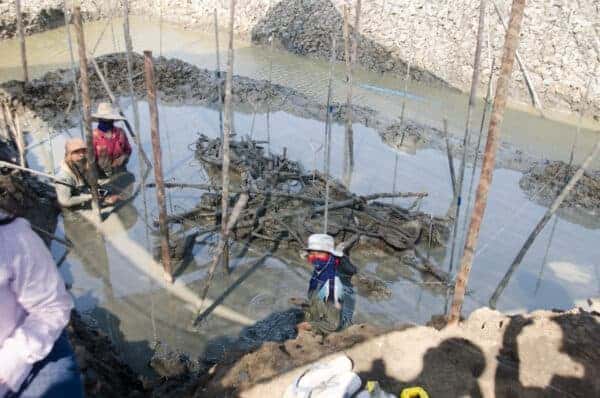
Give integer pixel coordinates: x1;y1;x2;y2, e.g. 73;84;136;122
2;0;599;118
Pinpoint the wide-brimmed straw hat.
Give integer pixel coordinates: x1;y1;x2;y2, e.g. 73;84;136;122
92;102;125;121
65;138;87;154
305;233;343;257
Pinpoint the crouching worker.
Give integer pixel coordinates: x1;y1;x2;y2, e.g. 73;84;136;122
56;138;120;209
0;209;83;396
297;234;346;335
92;102;131;178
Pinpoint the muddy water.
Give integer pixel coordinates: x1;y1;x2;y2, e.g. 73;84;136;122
3;18;600;374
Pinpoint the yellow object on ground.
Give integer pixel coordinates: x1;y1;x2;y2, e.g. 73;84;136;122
400;386;429;398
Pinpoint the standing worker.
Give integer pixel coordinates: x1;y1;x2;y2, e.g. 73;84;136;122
92;102;132;178
0;166;83;397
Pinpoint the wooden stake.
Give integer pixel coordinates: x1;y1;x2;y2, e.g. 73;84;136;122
448;0;527;325
73;6;102;222
220;0;236;273
15;0;28;83
448;0;488;273
323;35;337;234
143;51;172;282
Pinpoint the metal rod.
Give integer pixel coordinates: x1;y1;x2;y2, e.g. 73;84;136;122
0;160;77;188
220;0;236;273
448;0;527;325
15;0;28;83
323;35;337;234
143;50;173;282
73;6;102;222
447;0;488;274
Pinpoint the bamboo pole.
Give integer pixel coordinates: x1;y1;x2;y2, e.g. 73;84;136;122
219;0;236;273
63;1;84;139
448;0;527;325
73;6;102;222
492;0;542;112
15;0;28;83
490;137;600;308
143;51;172;282
462;58;496;238
323;35;337;234
490;75;598;308
447;0;488;273
213;9;224;140
342;0;361;188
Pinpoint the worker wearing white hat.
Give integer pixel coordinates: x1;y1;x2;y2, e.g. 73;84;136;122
298;234;345;334
92;102;131;178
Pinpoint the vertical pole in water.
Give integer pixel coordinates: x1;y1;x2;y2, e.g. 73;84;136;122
448;0;526;325
323;35;337;234
220;0;236;273
73;6;102;223
63;0;84;139
143;51;173;282
447;0;488;273
443;118;457;198
15;0;29;83
14;111;26;167
342;0;361;188
213;9;224;140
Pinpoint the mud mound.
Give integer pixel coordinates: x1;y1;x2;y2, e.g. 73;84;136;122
519;160;600;210
67;313;146;398
202;323;385;396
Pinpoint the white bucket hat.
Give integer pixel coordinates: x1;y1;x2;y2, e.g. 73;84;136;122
92;102;126;121
305;234;343;257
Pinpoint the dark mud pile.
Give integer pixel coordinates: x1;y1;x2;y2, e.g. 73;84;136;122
0;138;58;242
519;160;600;210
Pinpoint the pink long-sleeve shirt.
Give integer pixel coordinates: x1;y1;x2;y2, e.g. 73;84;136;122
0;214;73;394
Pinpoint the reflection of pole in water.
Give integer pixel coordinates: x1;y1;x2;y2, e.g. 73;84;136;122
532;72;594;296
462;58;495;242
490;135;600;308
391;153;399;204
448;0;488;275
323;35;337;234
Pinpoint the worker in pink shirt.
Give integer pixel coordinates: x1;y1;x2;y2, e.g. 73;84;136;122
92;102;132;178
0;160;82;396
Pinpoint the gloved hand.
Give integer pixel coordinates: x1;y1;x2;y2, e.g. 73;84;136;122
111;155;128;168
